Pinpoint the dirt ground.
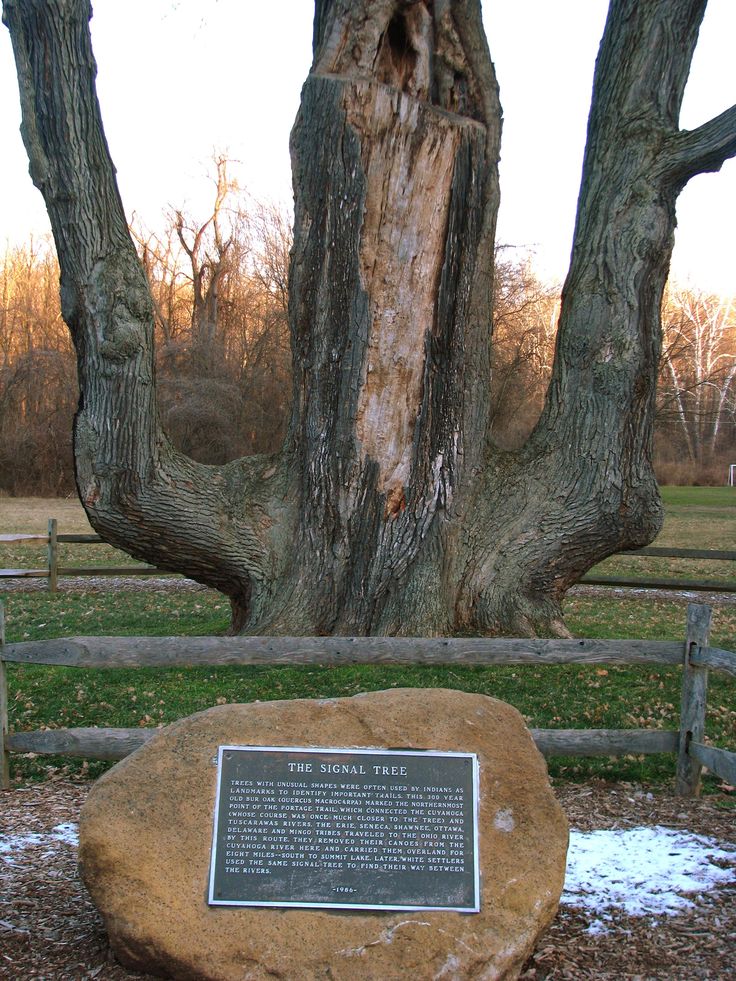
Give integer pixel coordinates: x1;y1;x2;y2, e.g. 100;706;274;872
1;779;734;981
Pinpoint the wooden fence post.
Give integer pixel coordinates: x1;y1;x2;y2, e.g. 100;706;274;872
675;603;711;797
1;602;9;789
48;517;58;593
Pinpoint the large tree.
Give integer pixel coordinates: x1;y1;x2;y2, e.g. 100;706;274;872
3;0;735;635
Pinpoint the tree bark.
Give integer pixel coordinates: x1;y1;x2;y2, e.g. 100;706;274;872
3;0;735;636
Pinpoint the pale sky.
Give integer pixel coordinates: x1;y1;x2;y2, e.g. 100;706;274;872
0;1;733;293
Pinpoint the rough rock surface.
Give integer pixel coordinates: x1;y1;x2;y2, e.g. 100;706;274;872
78;689;568;980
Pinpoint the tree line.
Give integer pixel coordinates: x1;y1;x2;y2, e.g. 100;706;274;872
1;183;734;498
0;161;291;496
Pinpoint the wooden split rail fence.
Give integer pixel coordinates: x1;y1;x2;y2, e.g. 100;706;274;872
0;518;171;589
2;519;736;593
1;603;734;796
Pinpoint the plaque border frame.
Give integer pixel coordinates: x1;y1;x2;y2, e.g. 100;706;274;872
208;745;481;912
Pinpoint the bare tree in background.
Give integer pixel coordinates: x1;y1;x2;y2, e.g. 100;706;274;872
0;181;292;492
0;241;76;494
490;252;559;448
657;287;736;476
4;0;736;635
134;165;292;463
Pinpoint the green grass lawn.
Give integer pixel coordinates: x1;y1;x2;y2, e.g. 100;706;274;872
588;486;736;587
1;491;734;790
659;486;736;509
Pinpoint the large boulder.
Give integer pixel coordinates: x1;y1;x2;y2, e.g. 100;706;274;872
79;689;567;980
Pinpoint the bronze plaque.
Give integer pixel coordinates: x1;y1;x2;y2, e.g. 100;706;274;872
208;746;480;911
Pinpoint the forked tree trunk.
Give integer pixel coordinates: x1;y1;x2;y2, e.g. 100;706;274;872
4;0;735;635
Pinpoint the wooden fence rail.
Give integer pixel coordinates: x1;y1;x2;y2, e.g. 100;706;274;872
2;520;736;592
0;519;169;588
1;603;734;796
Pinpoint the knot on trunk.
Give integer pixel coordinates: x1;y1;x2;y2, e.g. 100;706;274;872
313;0;478;119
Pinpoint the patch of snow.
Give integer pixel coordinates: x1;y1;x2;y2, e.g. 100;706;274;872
2;818;734;943
50;822;80;847
0;833;46;866
585;918;611;936
562;826;736;932
0;822;79;866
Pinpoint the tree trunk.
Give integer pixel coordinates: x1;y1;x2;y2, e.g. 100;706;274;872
4;0;736;635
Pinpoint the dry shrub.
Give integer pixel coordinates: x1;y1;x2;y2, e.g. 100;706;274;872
653;444;735;486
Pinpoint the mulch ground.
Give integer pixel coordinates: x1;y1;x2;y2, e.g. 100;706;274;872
1;780;734;980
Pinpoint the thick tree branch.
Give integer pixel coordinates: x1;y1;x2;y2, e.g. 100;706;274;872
662;104;736;186
2;0;281;624
452;0;721;631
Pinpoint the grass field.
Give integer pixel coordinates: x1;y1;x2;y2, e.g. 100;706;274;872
1;491;734;790
589;485;736;587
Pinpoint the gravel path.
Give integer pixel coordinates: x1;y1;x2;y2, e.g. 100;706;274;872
0;575;209;593
3;574;736;608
